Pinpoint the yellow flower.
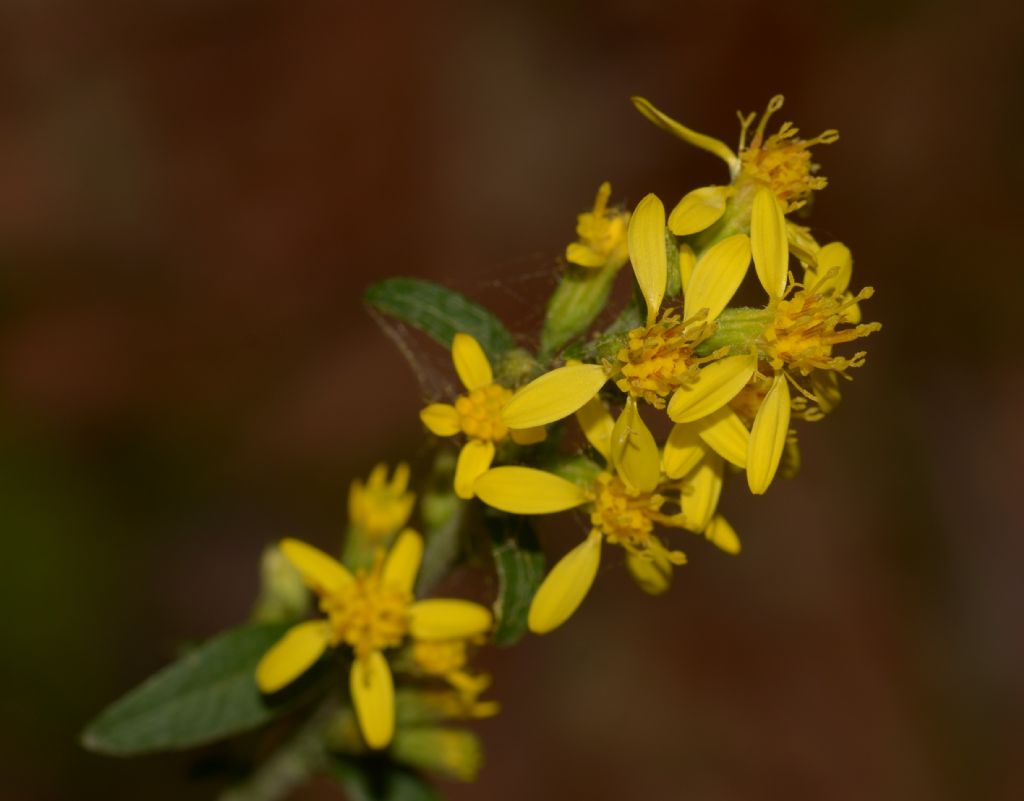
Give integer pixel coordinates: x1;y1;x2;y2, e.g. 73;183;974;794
348;462;415;541
420;333;546;499
476;397;714;633
502;195;755;429
255;531;493;750
565;181;630;268
743;269;881;495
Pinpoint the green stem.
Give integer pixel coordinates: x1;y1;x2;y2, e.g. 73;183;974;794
697;306;772;356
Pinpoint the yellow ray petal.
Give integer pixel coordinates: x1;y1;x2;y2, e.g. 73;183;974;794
751;187;788;298
350;652;395;750
696;406;750;469
787;222;820;267
626;549;673;595
528;530;602;634
682;233;752;323
420;404;460;437
610;398;660;494
683;453;724;533
668;185;730;236
454;439;495;500
381;528;423;595
816;241;853;294
566;242;607;268
255;620;332;693
678;243;696;293
474;466;589;514
628;193;667;325
747;373;791;495
280;538;354;595
705;515;741;555
631;97;740;171
667;353;757;424
662;422;706;479
502;363;608;428
576;395;614;460
451;333;493;391
408;599;493;640
509;425;547;445
389;462;411;494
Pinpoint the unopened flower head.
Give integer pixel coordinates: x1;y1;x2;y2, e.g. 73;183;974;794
421;333;546;499
566;181;630;269
256;532;492;750
349;462;415;541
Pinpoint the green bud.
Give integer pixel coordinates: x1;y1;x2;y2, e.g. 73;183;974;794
251;544;311;624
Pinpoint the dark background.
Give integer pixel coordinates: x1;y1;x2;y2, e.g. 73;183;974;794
3;1;1022;799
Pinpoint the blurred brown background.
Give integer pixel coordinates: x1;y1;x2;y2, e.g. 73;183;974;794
2;0;1023;799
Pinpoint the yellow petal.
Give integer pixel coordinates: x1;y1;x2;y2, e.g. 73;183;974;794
786;222;820;266
280;538;353;595
575;395;614;460
350;652;395;750
705;515;740;555
668;185;730;236
389;462;411;494
683;453;723;533
662;423;706;479
610;397;660;494
816;242;853;294
502;364;608;428
628;193;667;325
667;353;757;423
751;187;788;298
381;528;423;595
747;373;791;495
810;369;842;415
682;233;752;323
454;439;495;500
255;620;332;693
451;333;493;391
626;549;673;595
631;96;740;171
528;530;602;634
474;466;589;514
566;242;606;268
696;406;749;469
408;599;493;640
420;404;460;437
509;425;547;445
678;243;696;293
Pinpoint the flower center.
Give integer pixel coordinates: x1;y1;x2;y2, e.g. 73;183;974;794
760;283;880;376
412;639;469;677
614;310;715;407
736;95;839;212
454;383;513;441
589;472;660;546
320;570;410;659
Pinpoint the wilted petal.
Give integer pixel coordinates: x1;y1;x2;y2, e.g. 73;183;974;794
528;530;602;634
631;97;740;171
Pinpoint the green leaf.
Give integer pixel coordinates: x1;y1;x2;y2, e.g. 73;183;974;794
486;512;544;646
82;622;315;756
364;278;514;363
329;757;443;801
415;450;467;595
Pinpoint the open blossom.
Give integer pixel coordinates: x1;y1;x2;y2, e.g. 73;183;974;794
420;333;546;499
256;531;492;749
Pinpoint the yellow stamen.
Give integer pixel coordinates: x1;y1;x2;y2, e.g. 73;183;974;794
454;383;513;442
589;472;686;564
737;95;839;212
613;309;718;408
320;558;411;659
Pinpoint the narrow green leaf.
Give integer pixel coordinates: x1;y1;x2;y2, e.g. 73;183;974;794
82;623;316;756
486;512;545;646
329;757;442;801
364;278;514;364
